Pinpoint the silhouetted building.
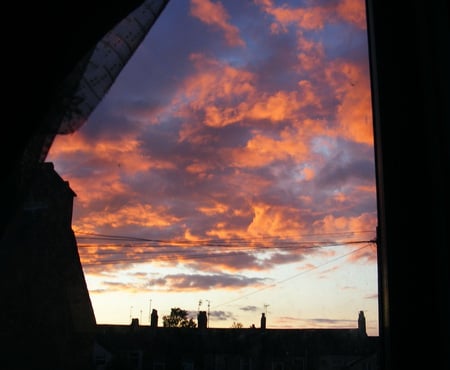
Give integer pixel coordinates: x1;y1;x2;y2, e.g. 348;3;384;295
94;312;378;370
0;162;96;370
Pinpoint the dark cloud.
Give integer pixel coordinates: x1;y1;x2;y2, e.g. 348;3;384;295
147;272;268;291
364;293;378;300
184;251;269;272
209;310;236;322
321;22;368;61
239;305;259;312
305;317;356;326
315;149;375;190
264;252;305;266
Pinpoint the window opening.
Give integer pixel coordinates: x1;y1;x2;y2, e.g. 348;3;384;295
47;0;379;338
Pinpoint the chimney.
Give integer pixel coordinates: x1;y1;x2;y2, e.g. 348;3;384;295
358;310;366;336
197;311;207;329
151;309;158;328
260;313;266;329
131;318;139;331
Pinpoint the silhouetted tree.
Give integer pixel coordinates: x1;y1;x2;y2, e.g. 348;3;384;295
231;322;243;328
162;307;197;328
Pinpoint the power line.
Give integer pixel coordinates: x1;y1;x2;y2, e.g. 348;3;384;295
212;243;374;309
76;230;373;246
76;229;375;250
78;239;375;266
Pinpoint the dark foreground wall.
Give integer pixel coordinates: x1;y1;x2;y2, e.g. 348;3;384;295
0;163;96;370
366;0;449;369
95;325;379;370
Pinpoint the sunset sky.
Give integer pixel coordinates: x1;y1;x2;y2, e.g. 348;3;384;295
47;0;379;336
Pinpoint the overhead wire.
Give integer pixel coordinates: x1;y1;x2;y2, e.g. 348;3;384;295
75;230;377;312
78;239;376;266
75;229;375;245
212;242;375;309
76;229;376;267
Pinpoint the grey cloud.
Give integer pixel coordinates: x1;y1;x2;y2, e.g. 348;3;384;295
209;310;236;322
239;305;258;312
148;272;268;290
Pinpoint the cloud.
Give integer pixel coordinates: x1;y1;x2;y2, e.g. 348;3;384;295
147;273;269;291
324;60;373;145
336;0;367;29
190;0;245;47
346;242;377;263
273;315;360;329
239;305;259;312
209;310;236;322
255;0;367;32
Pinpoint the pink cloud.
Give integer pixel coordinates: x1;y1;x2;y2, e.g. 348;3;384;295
190;0;245;47
256;0;367;32
324;60;374;145
336;0;367;29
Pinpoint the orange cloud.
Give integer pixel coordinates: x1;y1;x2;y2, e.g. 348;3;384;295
246;202;309;238
347;242;377;263
175;54;255;120
203;87;322;128
203;105;243;128
188;53;255;96
77;244;140;274
226;127;310;169
50;132;175;176
73;203;180;234
48;132;178;210
312;213;377;238
174;53;327;139
185;160;216;180
197;201;230;216
324;60;373;145
259;2;329;32
247;91;302;122
302;166;315;180
176;54;323;135
296;32;325;71
336;0;367;29
256;0;367;32
190;0;245;47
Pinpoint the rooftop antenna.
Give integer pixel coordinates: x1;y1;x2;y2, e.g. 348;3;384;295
198;299;203;312
205;300;211;328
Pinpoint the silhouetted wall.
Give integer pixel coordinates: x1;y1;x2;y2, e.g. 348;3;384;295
0;163;96;370
366;0;450;369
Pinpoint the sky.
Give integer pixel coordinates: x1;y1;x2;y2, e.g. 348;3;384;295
47;0;379;336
